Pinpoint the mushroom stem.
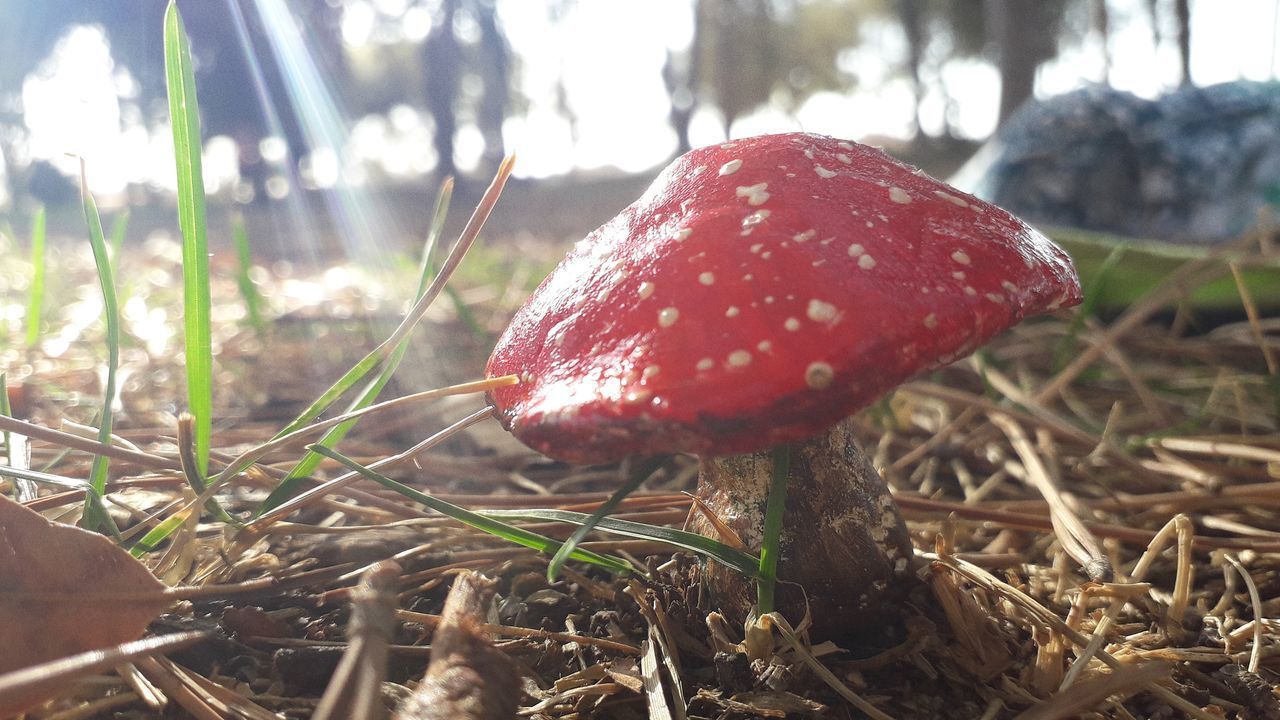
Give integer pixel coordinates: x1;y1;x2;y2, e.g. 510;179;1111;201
691;419;916;641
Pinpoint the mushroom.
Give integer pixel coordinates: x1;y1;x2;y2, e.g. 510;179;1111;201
486;132;1081;640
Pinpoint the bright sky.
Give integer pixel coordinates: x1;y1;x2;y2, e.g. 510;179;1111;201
11;0;1280;198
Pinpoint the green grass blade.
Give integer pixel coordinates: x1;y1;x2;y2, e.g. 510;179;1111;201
546;456;666;582
756;445;791;614
226;164;508;488
78;164;120;520
0;373;8;458
165;1;213;478
256;180;455;514
311;445;634;575
108;210;130;262
24;205;46;347
1054;241;1128;372
0;464;121;541
484;508;761;579
231;213;266;336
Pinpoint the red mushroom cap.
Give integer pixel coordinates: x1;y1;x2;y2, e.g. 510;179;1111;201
487;132;1081;464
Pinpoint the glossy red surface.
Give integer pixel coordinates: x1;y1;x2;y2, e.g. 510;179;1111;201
486;133;1082;463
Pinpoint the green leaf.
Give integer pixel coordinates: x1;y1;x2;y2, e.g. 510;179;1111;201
24;205;46;348
108;210;130;263
77;163;120;518
0;449;122;542
482;508;761;579
1052;227;1280;313
256;180;455;514
756;445;791;614
546;456;666;582
165;1;213;478
231;213;266;336
215;161;510;492
311;445;634;575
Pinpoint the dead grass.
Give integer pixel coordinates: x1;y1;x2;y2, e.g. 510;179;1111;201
1;223;1279;719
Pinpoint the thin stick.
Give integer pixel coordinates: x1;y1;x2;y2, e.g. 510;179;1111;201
990;414;1108;580
1228;261;1278;374
217;376;516;487
1223;555;1264;674
246;407;495;529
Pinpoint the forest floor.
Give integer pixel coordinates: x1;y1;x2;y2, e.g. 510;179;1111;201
2;175;1280;719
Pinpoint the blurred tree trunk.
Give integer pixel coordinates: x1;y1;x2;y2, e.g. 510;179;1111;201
1174;0;1191;85
896;0;926;138
664;48;696;156
425;0;460;178
1092;0;1111;83
988;0;1064;125
475;0;509;173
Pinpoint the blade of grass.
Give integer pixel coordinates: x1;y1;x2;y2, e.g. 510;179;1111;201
108;210;130;263
756;445;791;615
23;205;46;347
165;1;213;478
546;456;667;582
0;453;121;541
212;158;511;490
1054;241;1128;372
257;179;455;513
483;508;761;578
311;445;633;575
231;213;266;337
77;160;121;533
0;373;37;501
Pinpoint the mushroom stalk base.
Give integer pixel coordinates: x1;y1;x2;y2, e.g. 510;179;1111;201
691;419;915;642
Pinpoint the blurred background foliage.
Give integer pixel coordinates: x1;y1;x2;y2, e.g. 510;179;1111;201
0;0;1245;255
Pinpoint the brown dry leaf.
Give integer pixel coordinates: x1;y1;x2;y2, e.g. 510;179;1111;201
0;494;171;675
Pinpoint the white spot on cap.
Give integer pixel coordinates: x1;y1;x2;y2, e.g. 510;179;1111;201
923;313;938;329
951;250;971;265
727;350;752;368
836;153;852;164
736;182;770;206
699;271;715;285
934;190;970;208
858;254;877;270
674;228;692;242
837;141;854;150
624;389;652;405
696;358;714;371
718;159;742;176
964;286;977;296
726;306;740;318
784;317;801;331
642;365;661;381
847;243;865;257
741;210;771;234
793;229;816;243
952;271;966;280
814;165;837;179
888;186;911;204
805;362;835;390
638;281;655;299
806;299;838;324
986;292;1005;303
1001;280;1018;293
757;340;772;352
750;243;764;254
658;307;679;327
